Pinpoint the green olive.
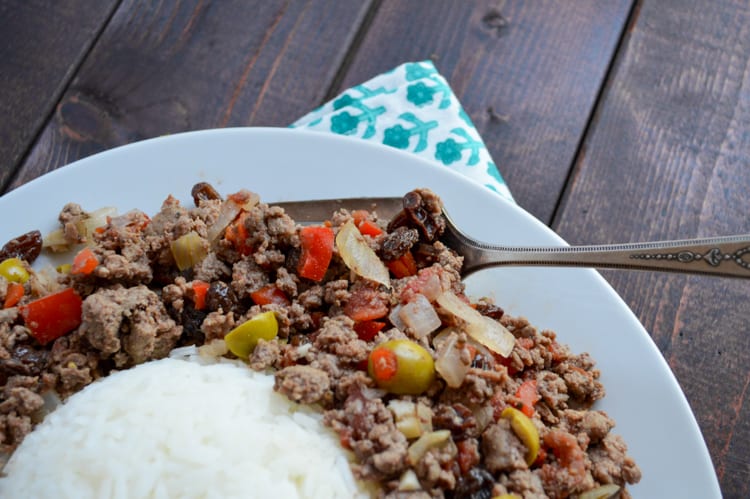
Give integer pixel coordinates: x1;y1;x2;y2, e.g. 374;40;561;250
368;339;435;395
224;311;278;359
0;258;30;283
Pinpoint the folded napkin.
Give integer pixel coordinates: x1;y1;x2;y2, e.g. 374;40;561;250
291;61;513;203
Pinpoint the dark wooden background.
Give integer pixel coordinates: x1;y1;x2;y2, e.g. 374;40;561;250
1;1;748;496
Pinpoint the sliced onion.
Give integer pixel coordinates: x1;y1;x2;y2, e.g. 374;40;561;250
399;294;441;339
335;221;390;288
206;198;243;243
436;291;515;357
577;484;621;499
407;430;451;465
435;331;471;388
170;231;208;271
197;339;228;359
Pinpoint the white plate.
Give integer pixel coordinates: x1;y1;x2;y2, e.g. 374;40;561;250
0;128;720;497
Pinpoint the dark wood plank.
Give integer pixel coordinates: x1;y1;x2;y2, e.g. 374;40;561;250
332;0;633;223
554;0;750;495
0;0;119;190
5;0;372;192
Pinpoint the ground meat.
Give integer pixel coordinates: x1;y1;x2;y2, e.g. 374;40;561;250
415;441;458;492
275;267;298;297
298;285;324;309
232;258;269;297
325;387;408;480
200;311;235;342
588;434;642;486
58;203;88;244
496;470;547;499
451;467;496;499
79;285;182;367
274;365;330;404
481;419;528;473
563;409;614;446
433;403;478;440
313;316;368;364
537;371;569;412
324;279;350;306
249;339;281;371
0;375;44;449
557;362;604;403
194;252;231;282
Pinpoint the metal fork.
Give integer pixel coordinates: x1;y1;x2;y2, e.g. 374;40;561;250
277;197;750;279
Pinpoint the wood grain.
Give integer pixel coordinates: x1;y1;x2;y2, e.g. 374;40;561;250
554;0;750;495
332;0;634;223
0;0;119;190
5;0;372;193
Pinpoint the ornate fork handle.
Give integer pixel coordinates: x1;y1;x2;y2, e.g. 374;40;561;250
441;214;750;278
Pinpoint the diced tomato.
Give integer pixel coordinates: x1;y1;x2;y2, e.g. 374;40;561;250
515;379;540;417
343;286;388;321
358;220;383;237
3;282;24;308
71;247;99;275
20;288;83;345
494;353;518;375
192;280;210;310
386;251;417;278
353;320;385;341
456;440;480;475
533;447;548;467
250;284;291;306
297;226;334;282
225;212;252;256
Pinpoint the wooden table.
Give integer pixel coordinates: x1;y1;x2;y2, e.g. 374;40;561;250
2;1;748;496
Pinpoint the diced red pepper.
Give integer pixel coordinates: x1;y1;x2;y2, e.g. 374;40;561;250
369;346;398;382
225;212;252;256
250;284;291;306
386;251;417;278
297;226;334;282
192;280;210;310
351;210;370;226
533;447;548;467
71;247;99;275
515;379;540;417
358;220;383;237
343;286;388;321
353;320;385;341
4;282;24;308
20;288;83;345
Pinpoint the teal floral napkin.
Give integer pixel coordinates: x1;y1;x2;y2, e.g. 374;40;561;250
291;61;513;203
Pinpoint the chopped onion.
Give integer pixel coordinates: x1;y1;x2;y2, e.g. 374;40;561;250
79;206;117;239
388;400;433;440
42;229;70;251
170;231;208;271
577;484;621;499
399;294;441;339
397;470;422;492
206;198;243;243
197;339;228;359
436;291;515;357
407;430;451;465
389;304;407;331
419;272;443;301
335;221;390;288
435;331;471;388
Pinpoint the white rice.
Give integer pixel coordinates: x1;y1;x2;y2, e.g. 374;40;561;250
0;357;372;498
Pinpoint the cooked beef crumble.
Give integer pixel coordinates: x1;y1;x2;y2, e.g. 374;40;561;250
0;185;641;497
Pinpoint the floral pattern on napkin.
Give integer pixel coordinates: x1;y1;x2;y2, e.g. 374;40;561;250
291;61;513;202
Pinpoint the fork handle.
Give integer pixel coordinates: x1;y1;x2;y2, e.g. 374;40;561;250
459;235;750;278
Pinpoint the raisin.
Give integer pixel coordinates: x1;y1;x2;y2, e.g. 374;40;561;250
206;281;240;313
380;227;419;261
191;182;222;205
0;230;43;263
449;467;495;499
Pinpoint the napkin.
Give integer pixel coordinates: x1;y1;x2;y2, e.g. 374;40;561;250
291;61;513;203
